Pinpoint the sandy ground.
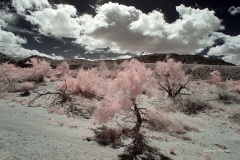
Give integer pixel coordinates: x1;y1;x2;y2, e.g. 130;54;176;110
0;80;240;160
0;99;120;160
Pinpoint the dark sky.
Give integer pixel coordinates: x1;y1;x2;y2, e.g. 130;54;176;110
0;0;240;64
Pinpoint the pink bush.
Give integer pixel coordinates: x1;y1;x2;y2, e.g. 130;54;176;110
156;58;189;98
0;63;19;83
98;61;118;79
56;68;107;98
208;70;222;86
226;79;240;93
94;59;157;123
25;58;52;82
20;82;33;92
54;61;70;77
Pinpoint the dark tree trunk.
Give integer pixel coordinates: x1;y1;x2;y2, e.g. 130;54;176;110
132;101;142;135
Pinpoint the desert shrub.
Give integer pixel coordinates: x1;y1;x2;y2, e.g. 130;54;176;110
226;79;240;93
118;133;171;160
94;59;170;159
207;70;221;86
147;110;189;135
25;58;52;83
0;63;21;92
19;82;33;96
98;61;118;79
94;59;157;123
156;58;189;98
229;113;240;124
217;91;239;104
175;98;212;115
92;126;128;148
56;68;107;99
54;61;70;77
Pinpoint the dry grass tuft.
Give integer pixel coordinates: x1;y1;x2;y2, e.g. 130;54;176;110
175;97;212;115
147;110;198;136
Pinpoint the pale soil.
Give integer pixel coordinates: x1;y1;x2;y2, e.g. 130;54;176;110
0;79;240;160
0;99;120;160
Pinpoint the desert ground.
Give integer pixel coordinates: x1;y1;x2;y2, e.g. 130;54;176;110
0;61;240;160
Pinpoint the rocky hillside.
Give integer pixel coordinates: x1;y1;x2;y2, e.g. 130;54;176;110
135;53;234;66
0;52;16;64
16;53;234;69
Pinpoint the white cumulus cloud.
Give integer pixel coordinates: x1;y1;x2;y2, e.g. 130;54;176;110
228;6;240;15
208;33;240;65
24;4;82;38
0;10;18;28
12;0;50;14
76;3;223;54
0;11;63;60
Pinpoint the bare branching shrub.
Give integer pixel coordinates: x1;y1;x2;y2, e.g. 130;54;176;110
92;126;127;148
118;133;171;160
175;98;212;115
156;59;189;98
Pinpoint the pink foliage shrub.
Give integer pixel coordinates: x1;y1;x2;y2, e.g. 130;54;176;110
226;79;240;93
26;58;52;83
156;58;189;98
0;63;25;91
94;59;157;123
0;63;19;83
19;82;33;92
98;61;118;79
54;61;70;77
207;70;222;86
56;68;107;98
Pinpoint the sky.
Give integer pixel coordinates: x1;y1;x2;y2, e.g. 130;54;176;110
0;0;240;65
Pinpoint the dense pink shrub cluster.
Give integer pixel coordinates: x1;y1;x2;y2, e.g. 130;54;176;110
94;59;157;123
56;68;107;98
156;58;189;98
0;58;53;92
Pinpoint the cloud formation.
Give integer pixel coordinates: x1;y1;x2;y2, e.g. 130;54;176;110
0;10;63;60
24;4;82;38
0;10;18;28
208;33;240;65
12;0;50;14
6;1;240;64
76;3;223;54
33;36;42;43
228;6;240;15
